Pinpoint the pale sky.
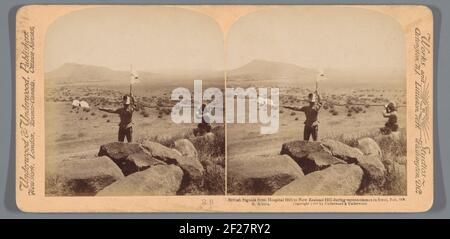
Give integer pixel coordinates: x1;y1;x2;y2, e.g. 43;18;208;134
45;6;225;72
45;6;404;73
227;6;405;71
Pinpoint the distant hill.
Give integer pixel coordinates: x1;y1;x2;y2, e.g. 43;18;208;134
227;59;405;89
45;63;131;84
227;59;318;84
45;63;223;86
46;61;404;90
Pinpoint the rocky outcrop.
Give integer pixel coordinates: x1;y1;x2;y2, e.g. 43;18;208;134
141;140;204;188
274;164;363;196
321;139;363;163
228;155;304;195
48;127;226;197
47;156;124;196
274;136;404;196
96;140;205;192
96;165;183;196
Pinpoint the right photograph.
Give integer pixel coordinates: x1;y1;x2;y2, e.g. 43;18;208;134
226;6;407;196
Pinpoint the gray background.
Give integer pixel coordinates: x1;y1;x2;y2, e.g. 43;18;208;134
1;0;448;219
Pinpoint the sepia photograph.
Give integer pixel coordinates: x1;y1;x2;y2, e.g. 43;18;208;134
43;6;225;196
14;5;433;212
226;6;407;196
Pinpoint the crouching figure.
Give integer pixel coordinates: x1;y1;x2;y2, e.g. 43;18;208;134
193;103;212;136
380;101;398;135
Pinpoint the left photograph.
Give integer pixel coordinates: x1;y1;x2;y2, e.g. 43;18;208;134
44;6;225;196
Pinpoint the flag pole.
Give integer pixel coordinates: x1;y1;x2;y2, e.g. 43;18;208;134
316;71;324;92
130;64;133;95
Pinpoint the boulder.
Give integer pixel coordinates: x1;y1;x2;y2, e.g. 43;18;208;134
173;139;203;183
98;142;143;162
280;140;345;174
174;139;198;158
140;140;182;164
98;142;153;176
46;156;124;196
357;154;386;186
176;155;205;183
125;152;166;172
321;139;363;163
274;164;363;196
303;152;347;173
141;140;204;185
96;165;184;196
281;140;323;159
227;155;304;195
357;137;382;157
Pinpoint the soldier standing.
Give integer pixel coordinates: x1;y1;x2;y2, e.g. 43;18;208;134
298;91;322;141
99;94;136;142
